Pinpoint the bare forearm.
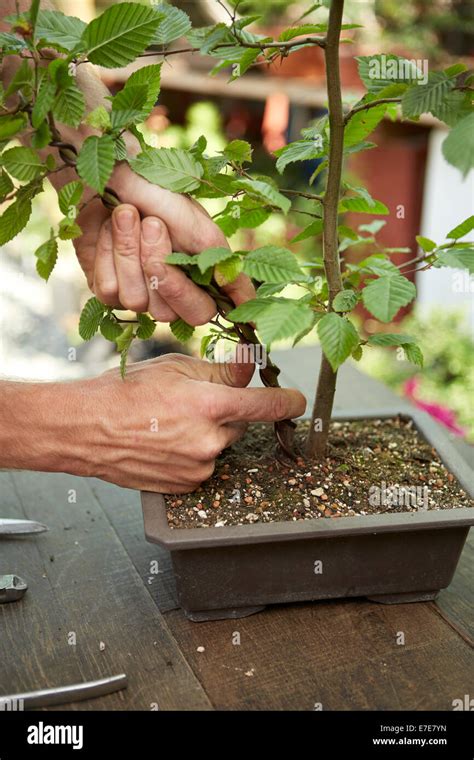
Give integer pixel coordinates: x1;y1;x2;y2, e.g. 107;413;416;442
0;379;92;476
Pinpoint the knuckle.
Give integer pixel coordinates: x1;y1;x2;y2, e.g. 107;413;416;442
114;237;138;257
200;434;222;461
271;392;288;421
94;280;118;305
120;293;149;313
160;277;185;301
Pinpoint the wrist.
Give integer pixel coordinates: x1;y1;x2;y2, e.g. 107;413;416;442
0;379;98;478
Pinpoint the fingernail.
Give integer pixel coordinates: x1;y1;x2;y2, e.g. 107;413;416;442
142;218;162;243
115;208;135;232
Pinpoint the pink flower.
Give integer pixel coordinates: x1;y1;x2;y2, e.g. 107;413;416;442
403;377;466;436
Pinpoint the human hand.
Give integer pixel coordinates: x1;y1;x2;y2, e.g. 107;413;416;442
74;353;306;493
74;165;255;324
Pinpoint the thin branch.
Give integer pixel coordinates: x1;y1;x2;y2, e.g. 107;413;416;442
281;188;324;202
344;97;402;124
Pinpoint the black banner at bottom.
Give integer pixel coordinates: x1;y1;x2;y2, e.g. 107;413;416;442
0;709;471;757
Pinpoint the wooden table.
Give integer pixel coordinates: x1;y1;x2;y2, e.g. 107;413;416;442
1;347;472;710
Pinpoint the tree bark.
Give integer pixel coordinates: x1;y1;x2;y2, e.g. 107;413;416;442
306;0;345;459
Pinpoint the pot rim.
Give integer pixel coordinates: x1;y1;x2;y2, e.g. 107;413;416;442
141;408;474;550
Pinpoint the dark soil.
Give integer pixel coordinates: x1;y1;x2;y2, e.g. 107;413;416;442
165;417;473;529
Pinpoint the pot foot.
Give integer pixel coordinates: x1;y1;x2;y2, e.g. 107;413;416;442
367;590;439;604
183;605;266;622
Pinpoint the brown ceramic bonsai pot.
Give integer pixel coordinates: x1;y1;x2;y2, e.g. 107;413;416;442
141;410;473;622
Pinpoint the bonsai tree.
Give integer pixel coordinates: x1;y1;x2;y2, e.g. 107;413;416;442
1;0;473;462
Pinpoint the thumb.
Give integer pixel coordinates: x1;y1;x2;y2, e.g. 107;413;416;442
212;385;307;424
201;343;257;388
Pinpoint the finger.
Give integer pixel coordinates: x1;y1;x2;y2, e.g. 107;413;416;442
221;421;248;447
140;217;178;323
168;353;255;388
143;258;217;327
210;385;307;424
111;204;149;312
74;199;110;290
93;219;121;307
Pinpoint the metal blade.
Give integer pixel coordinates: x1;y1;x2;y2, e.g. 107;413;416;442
0;518;48;536
0;674;128;709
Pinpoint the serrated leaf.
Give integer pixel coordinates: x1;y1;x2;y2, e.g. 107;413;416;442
274;139;324;173
196;246;234;274
58;181;84;216
53;83;85;127
431;90;473;128
31;75;56;128
115;323;134;352
79;297;106;340
333;289;359;312
85;106;112;130
416;235;436;252
34;237;58;280
243;246;306;283
0;170;13;201
447;216;474;240
290;219;323;243
233;178;291;214
188;265;212;286
151;5;191;45
110;83;148;130
125;63;162;114
362;275;416;322
433;247;474;274
339;195;389;215
357;253;399;276
200;333;214;359
344;104;387;147
170;317;194;343
136;313;156;340
77;134;115;194
31;120;52;149
402;73;455;118
0;31;26;53
0;193;33;245
83;3;162;68
2;147;44;181
356;54;424;94
36;9;86;50
99;315;123;341
5;59;33;99
130;147;203;193
223;139;252;165
403;343;424;367
215;255;242;286
227;297;314;346
58;218;82;240
367;333;416;347
442;113;474;178
166;252;194;266
317;313;359;371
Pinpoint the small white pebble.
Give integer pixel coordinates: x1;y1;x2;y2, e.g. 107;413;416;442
311;488;324;497
247;468;259;473
99;641;106;652
197;646;205;653
197;510;207;519
215;521;226;528
245;668;255;677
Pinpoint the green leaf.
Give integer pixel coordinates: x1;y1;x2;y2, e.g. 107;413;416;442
403;343;424;367
35;236;58;280
344;104;387;147
362;275;416;322
151;5;190;45
233;178;291;214
110;84;149;130
359;219;386;234
2;146;44;181
0;31;26;53
430;90;473;128
130;147;203;193
216;200;270;236
317;313;359;371
290;219;323;243
215;255;242;285
77;134;115;194
367;333;416;347
196;246;234;274
31;120;52;149
36;9;86;50
58;181;84;216
84;106;112;130
170;317;195;343
5;59;33;99
223;139;252;165
100;315;123;341
274;139;324;173
356;55;424;94
227;297;314;346
200;333;214;359
31;75;56;128
125;63;162;114
243;245;306;283
433;247;474;274
442;114;474;178
332;289;359;312
136;313;156;340
52;83;85;127
166;252;194;266
83;2;163;68
0;170;13;201
339;195;389;215
357;253;399;276
115;323;134;352
0;189;35;245
58;218;82;240
447;216;474;240
402;72;455;118
416;235;436;252
29;0;40;34
79;297;106;340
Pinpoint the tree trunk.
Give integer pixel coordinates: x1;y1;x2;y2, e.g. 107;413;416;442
306;0;345;459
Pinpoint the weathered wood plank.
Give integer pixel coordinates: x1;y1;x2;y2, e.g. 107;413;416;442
162;598;474;710
435;530;474;642
0;471;211;711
